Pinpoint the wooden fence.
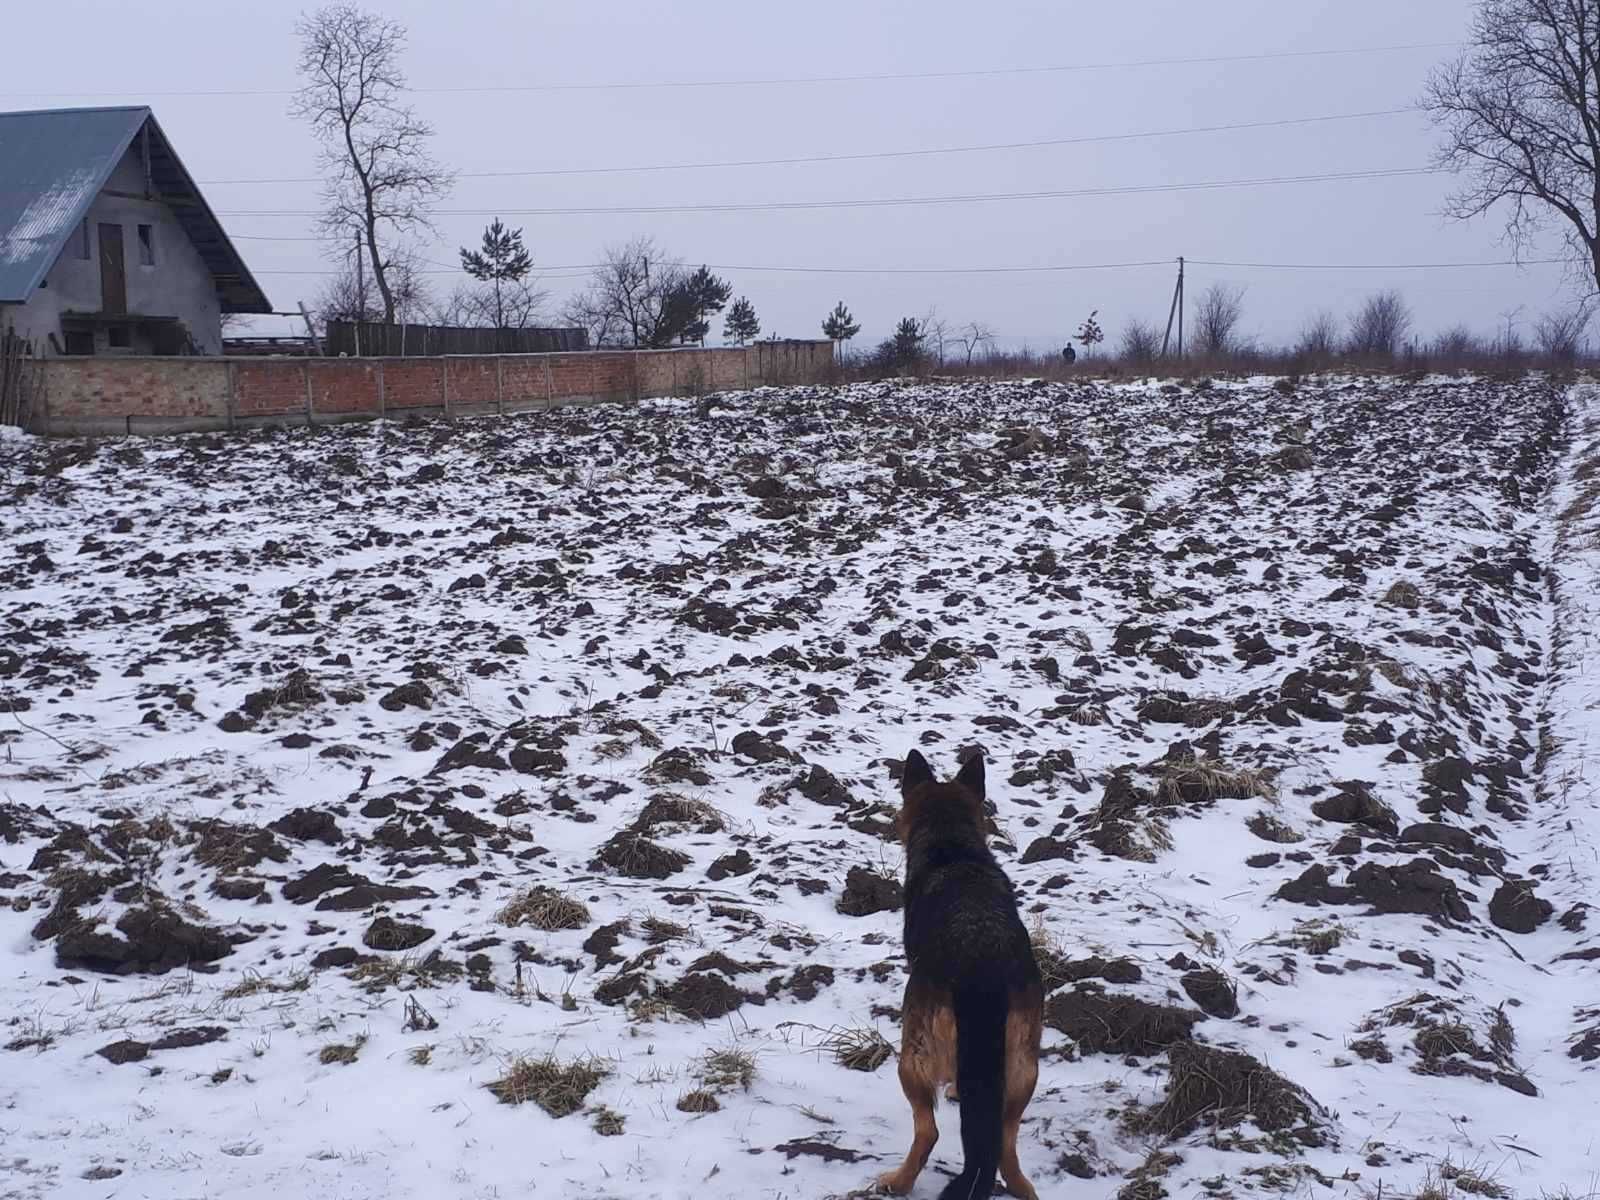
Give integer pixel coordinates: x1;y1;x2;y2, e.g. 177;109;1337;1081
324;321;588;357
0;332;42;428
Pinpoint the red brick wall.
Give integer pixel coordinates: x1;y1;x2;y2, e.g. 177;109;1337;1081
446;357;498;409
383;361;445;410
234;361;307;418
308;361;379;415
500;357;547;407
42;359;230;424
37;344;833;435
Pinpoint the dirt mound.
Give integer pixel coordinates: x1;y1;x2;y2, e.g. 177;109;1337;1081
836;866;903;916
1135;1041;1328;1146
56;906;235;975
1045;987;1202;1056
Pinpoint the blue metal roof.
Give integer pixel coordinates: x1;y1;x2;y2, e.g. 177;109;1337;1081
0;106;270;311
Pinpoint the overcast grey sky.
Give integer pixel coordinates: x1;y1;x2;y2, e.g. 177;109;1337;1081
4;0;1583;349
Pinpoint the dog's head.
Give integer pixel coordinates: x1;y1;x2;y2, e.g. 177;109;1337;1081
897;748;985;843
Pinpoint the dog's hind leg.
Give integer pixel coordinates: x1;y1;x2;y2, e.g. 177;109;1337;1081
877;1060;938;1195
998;1004;1041;1200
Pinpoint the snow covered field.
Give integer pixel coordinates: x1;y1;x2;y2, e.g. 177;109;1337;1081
1;375;1598;1200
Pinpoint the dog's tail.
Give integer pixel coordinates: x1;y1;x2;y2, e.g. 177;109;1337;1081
938;978;1008;1200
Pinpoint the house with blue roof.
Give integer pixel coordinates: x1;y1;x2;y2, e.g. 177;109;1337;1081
0;106;270;356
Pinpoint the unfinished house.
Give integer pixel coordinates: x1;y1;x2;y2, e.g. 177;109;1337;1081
0;106;270;356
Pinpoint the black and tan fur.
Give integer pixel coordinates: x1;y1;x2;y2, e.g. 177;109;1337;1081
879;749;1043;1200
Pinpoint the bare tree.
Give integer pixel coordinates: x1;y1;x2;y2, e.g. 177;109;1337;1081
952;321;997;366
919;308;950;367
315;257;381;328
1117;318;1162;364
1192;283;1246;357
561;237;718;348
1431;325;1484;360
1535;302;1592;361
293;5;453;325
1294;310;1341;360
315;246;431;333
1424;2;1600;289
1347;291;1413;357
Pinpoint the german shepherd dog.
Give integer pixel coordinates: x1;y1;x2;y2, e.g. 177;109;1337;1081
879;750;1043;1200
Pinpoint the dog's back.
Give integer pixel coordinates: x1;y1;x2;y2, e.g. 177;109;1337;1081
880;750;1042;1200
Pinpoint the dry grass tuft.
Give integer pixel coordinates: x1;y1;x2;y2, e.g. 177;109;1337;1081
641;915;690;944
1277;919;1348;956
1158;756;1275;804
676;1088;722;1113
820;1024;894;1072
591;1106;627;1135
497;886;592;932
699;1046;758;1091
223;969;310;1001
486;1054;609;1117
319;1035;366;1065
408;1045;433;1066
1247;810;1305;844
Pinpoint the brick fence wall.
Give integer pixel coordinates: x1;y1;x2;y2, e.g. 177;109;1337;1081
30;340;835;437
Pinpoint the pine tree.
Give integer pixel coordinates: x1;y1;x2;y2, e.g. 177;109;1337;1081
459;219;534;330
892;316;924;365
663;266;733;345
822;301;860;346
725;296;761;346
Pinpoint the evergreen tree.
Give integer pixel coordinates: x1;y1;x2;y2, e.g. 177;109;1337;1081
821;300;861;348
892;316;924;364
661;265;733;345
459;218;534;330
725;296;761;345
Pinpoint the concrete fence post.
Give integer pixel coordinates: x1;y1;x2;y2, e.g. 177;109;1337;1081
543;356;554;409
224;360;237;430
496;357;504;415
302;361;313;425
442;357;451;416
376;360;386;418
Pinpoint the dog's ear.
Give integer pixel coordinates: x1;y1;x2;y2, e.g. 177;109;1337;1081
902;749;934;794
955;753;985;800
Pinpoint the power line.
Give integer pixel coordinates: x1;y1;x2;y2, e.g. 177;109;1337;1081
198;108;1413;185
219;166;1442;219
1190;256;1566;270
246;256;1567;278
0;41;1459;100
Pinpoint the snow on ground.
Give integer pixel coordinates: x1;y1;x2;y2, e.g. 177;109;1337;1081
1;375;1597;1200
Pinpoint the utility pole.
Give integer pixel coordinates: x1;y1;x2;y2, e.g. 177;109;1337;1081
1161;256;1185;359
353;233;365;357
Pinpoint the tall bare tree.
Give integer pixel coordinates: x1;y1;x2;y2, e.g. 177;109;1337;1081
1193;283;1246;357
293;5;453;324
1348;291;1413;357
1424;2;1600;289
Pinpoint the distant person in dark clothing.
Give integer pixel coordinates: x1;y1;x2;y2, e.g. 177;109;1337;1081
1062;344;1077;364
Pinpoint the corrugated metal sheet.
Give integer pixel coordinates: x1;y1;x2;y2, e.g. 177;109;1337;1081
0;107;147;301
0;106;270;312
